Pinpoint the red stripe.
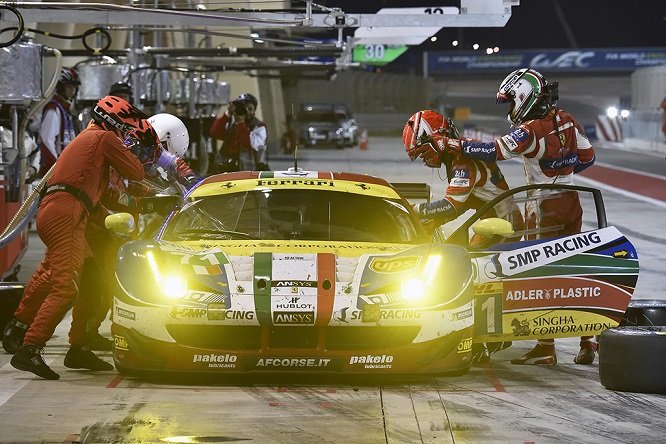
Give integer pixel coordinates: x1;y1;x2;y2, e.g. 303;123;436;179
580;164;666;202
609;117;620;142
315;253;336;326
483;366;507;392
596;117;612;142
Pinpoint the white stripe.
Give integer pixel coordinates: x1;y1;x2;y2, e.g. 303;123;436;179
575;175;666;209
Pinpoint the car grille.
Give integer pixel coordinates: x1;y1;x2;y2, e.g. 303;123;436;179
165;325;421;351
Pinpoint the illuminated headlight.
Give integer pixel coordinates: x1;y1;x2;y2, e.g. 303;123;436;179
401;254;442;302
402;278;426;300
162;275;188;299
147;251;187;299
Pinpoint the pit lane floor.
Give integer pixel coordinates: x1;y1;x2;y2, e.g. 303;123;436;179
1;138;665;443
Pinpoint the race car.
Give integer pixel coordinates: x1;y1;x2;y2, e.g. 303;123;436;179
108;170;639;375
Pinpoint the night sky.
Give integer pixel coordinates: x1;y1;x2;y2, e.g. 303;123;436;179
321;0;666;51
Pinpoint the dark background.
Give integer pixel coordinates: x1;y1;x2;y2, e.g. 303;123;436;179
309;1;666;74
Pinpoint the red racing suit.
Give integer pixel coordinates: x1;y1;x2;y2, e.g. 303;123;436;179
416;156;511;223
416;156;522;244
14;123;144;347
458;109;595;239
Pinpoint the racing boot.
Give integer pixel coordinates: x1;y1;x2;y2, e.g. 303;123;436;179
574;338;599;365
11;344;60;380
510;341;557;365
2;317;29;354
86;331;113;351
64;346;114;371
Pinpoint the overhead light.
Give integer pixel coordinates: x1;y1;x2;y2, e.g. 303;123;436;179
452;40;459;46
620;109;630;118
472;43;479;50
430;36;437;42
606;106;618;118
486;47;493;54
493;47;499;52
250;32;260;38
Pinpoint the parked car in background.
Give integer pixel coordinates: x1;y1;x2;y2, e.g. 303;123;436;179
297;103;358;148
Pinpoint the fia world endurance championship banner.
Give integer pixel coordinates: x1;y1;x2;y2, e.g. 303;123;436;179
426;48;666;74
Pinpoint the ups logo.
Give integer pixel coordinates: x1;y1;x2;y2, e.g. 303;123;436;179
369;256;420;273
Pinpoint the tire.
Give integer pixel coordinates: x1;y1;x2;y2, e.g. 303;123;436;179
598;326;666;394
0;285;25;340
619;299;666;326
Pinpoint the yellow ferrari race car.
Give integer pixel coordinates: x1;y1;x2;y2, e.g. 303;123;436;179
108;169;639;375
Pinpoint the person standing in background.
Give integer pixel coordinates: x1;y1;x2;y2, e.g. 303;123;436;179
38;67;80;176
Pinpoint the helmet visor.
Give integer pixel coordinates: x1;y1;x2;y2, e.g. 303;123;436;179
496;92;511;104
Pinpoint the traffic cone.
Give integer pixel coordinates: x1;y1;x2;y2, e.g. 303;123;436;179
359;129;368;150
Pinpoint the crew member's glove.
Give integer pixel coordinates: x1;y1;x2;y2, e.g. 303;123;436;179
409;137;442;162
429;133;462;154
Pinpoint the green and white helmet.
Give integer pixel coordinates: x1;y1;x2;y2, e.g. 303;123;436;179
496;68;551;125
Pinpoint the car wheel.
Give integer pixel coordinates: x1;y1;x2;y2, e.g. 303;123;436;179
598;326;666;394
619;299;666;326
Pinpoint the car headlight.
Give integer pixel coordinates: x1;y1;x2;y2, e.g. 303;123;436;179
147;251;188;299
401;254;442;301
402;278;426;300
161;275;188;299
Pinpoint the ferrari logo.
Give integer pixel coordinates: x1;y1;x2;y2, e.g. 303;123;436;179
220;182;235;189
355;183;370;191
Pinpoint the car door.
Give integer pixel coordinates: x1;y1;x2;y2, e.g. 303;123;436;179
446;184;640;344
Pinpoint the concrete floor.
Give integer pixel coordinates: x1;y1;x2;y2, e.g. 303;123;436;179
1;137;665;443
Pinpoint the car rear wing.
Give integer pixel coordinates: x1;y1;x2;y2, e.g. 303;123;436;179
391;182;431;205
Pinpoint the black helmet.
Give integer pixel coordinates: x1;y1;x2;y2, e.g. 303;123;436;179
237;93;258;108
108;81;134;105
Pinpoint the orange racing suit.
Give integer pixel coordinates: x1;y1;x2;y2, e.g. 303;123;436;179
14;123;144;347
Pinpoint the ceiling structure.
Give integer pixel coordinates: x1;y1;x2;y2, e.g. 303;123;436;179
1;0;519;75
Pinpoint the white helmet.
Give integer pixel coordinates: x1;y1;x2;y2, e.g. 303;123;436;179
496;68;551;125
148;113;190;157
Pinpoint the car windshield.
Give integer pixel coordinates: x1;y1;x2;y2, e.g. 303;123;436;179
161;189;423;243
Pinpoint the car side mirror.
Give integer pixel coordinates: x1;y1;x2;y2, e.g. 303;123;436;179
141;195;181;216
472;218;514;237
105;213;135;235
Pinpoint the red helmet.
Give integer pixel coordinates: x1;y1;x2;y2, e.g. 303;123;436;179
92;96;148;137
403;110;459;168
125;119;162;165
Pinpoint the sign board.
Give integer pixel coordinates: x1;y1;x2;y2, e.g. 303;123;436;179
352;44;408;66
353;7;457;46
427;48;666;74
